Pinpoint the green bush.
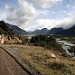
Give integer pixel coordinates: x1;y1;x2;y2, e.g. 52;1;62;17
68;46;75;55
30;35;64;52
18;36;29;45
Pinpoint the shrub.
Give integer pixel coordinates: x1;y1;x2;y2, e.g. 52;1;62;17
48;62;66;70
18;36;29;45
30;35;64;52
68;46;75;55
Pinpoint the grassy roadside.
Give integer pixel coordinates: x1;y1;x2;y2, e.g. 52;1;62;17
18;46;75;75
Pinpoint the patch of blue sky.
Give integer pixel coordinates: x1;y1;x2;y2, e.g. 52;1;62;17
37;0;74;19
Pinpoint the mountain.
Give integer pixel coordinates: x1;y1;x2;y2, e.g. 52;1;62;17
48;27;64;34
56;25;75;36
31;27;64;35
30;25;75;36
48;25;75;36
6;23;28;35
30;28;49;34
0;21;15;37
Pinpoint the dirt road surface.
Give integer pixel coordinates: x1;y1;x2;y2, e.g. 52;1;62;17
0;48;29;75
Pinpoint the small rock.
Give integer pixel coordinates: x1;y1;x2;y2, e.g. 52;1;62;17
46;53;56;59
50;53;56;59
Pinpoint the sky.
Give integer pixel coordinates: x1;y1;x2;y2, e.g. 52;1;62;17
0;0;75;31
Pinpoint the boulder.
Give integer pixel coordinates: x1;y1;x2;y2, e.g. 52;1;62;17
46;53;56;59
50;53;56;59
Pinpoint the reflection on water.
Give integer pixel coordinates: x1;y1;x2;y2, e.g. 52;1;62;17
56;39;75;60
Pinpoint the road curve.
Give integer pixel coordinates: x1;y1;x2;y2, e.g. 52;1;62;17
0;48;29;75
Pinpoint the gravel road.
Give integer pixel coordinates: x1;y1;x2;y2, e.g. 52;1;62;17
0;48;29;75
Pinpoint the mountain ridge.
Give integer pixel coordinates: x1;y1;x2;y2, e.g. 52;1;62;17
6;23;28;35
30;28;49;34
0;21;15;38
30;25;75;36
56;25;75;36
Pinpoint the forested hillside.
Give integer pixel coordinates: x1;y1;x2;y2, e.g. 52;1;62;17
0;21;15;38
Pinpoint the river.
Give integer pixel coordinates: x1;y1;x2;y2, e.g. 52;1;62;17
56;39;75;60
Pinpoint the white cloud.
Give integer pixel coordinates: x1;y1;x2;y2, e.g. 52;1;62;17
72;6;75;9
0;12;7;20
60;10;66;13
61;11;75;28
28;0;62;8
6;0;40;29
66;4;71;8
5;0;75;32
25;19;62;31
5;0;63;31
40;10;50;15
26;11;75;31
6;0;62;30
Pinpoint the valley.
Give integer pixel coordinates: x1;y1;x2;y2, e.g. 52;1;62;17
0;0;75;75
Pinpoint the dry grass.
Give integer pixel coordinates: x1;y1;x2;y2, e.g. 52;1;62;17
1;44;75;75
16;45;75;75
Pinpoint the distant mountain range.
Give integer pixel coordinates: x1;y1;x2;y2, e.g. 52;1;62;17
29;28;64;35
30;25;75;36
6;23;28;35
48;28;64;34
1;20;75;36
56;25;75;36
30;28;49;34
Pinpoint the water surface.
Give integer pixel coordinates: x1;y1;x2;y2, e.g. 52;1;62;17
56;39;75;60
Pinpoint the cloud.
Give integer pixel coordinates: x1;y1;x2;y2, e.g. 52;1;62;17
60;10;66;13
40;10;50;15
0;12;7;20
28;0;62;8
5;0;75;32
61;11;75;28
72;6;75;9
6;0;40;29
26;11;75;31
26;19;61;31
6;0;61;30
42;11;75;29
66;4;71;8
5;0;63;31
